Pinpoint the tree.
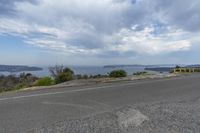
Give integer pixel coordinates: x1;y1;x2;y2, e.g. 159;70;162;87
55;72;73;83
49;65;74;84
49;65;64;78
63;67;74;74
109;70;127;78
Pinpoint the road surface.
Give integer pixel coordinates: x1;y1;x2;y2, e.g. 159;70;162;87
0;74;200;133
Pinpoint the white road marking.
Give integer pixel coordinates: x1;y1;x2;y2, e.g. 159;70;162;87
0;77;179;102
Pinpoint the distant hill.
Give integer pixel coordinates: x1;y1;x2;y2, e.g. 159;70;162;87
104;64;176;68
0;65;43;72
104;65;146;68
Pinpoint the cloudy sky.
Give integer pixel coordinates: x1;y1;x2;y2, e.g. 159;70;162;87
0;0;200;66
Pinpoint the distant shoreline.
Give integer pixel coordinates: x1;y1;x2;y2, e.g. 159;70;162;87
1;64;200;77
0;65;43;73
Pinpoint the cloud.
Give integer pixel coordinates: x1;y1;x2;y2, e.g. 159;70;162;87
0;0;199;57
0;0;37;16
104;26;192;56
149;0;200;32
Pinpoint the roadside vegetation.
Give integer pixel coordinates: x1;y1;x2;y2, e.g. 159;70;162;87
0;65;130;93
3;64;200;93
75;74;108;79
49;65;73;76
0;73;38;92
133;71;148;76
33;77;55;86
109;70;127;78
49;65;74;84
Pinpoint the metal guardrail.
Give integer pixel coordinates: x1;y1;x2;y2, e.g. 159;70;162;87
173;68;200;73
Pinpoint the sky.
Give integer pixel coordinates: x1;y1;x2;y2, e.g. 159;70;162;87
0;0;200;66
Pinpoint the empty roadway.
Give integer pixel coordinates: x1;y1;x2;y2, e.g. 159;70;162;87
0;74;200;133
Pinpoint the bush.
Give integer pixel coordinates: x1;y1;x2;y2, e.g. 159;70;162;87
0;73;38;92
63;67;74;74
34;77;55;86
133;71;148;76
109;70;127;78
55;72;73;84
14;82;29;90
49;66;74;84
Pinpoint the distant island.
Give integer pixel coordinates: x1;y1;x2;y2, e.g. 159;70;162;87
103;64;177;68
0;65;43;73
104;65;146;68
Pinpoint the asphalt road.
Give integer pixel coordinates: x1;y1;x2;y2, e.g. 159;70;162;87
1;74;200;133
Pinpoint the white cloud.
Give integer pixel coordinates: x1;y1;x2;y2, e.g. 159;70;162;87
107;27;191;54
0;0;197;57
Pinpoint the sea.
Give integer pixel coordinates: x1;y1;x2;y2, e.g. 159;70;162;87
0;66;155;77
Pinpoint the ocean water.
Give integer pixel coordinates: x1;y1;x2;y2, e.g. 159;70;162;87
0;66;149;77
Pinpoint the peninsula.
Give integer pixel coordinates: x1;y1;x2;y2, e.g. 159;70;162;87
0;65;43;72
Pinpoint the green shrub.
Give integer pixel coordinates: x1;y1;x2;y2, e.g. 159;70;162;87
109;70;127;78
0;73;39;93
63;67;74;74
55;72;73;84
133;71;148;76
49;66;74;84
13;82;29;90
34;77;55;86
